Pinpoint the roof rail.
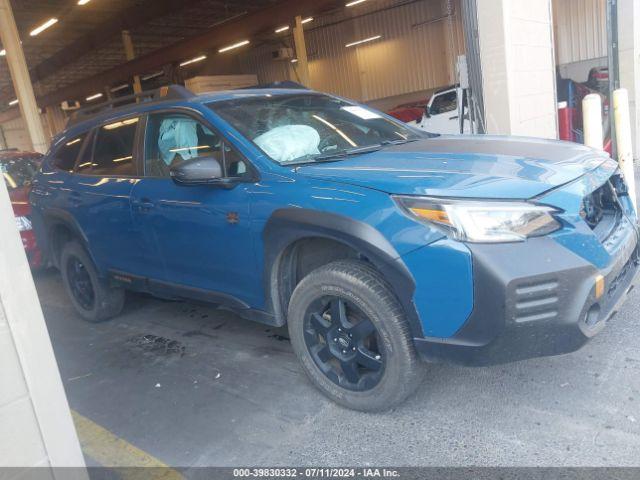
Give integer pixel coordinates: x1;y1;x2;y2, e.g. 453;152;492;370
67;85;194;127
243;80;308;90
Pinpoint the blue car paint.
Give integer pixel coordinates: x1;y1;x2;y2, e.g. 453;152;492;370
32;89;636;339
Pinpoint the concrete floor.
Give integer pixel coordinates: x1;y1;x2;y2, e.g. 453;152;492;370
35;264;640;468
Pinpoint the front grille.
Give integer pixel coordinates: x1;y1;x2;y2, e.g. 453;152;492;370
581;178;623;242
512;279;559;323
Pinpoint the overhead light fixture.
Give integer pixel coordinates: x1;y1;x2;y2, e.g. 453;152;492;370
142;71;163;81
77;0;91;4
218;40;250;53
345;35;382;48
275;25;290;33
291;58;298;63
0;49;5;56
346;0;368;6
85;93;103;102
301;17;313;24
9;99;19;106
180;55;207;67
30;18;58;37
110;84;130;93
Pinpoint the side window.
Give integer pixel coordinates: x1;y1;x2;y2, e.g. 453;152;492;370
429;91;458;115
144;113;222;177
89;117;139;176
52;133;88;172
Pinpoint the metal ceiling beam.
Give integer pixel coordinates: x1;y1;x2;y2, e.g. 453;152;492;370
29;0;205;83
37;0;342;107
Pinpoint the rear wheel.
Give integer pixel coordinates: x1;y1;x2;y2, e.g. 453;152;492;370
288;260;424;411
60;241;124;322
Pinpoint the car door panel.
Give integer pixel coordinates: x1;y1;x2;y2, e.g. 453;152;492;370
130;110;260;307
69;117;142;275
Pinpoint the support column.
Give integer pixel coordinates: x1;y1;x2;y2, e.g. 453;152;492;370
0;0;48;153
45;105;67;138
293;16;311;87
618;0;640;157
122;30;143;94
0;126;86;477
476;0;557;139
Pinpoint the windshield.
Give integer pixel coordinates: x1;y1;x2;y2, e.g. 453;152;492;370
1;158;38;191
208;93;423;165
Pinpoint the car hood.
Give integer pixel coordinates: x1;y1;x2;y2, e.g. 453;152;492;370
295;135;612;199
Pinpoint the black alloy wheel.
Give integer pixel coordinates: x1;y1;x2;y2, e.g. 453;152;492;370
66;256;96;310
304;295;385;391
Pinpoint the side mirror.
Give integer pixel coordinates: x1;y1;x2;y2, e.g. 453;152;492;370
424;106;431;119
170;156;231;187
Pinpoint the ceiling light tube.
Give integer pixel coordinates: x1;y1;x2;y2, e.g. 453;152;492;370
30;18;58;37
85;93;103;102
179;55;207;67
346;0;368;5
0;49;5;56
275;25;290;33
218;40;250;53
9;99;19;106
142;71;163;81
110;84;130;93
301;17;313;24
77;0;91;4
345;35;382;48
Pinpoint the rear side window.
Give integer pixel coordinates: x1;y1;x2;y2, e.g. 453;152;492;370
90;117;139;176
52;134;87;172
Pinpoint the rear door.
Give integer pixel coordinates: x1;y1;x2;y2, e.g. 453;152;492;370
68;115;142;275
130;109;259;305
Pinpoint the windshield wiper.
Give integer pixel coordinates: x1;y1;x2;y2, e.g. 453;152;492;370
380;138;420;146
313;144;383;161
285;144;383;166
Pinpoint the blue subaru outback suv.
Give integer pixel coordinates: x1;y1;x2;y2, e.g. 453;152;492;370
31;85;639;411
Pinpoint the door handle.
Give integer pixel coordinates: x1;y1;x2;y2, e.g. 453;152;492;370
68;191;82;207
132;198;155;212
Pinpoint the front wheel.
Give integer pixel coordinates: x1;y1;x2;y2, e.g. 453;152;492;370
287;260;424;411
60;241;124;323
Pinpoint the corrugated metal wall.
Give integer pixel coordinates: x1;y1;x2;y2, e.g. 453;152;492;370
553;0;607;65
238;0;465;102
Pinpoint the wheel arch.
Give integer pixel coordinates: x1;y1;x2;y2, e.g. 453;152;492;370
39;209;94;270
263;208;424;338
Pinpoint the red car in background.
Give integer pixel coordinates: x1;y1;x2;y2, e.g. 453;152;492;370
1;149;44;269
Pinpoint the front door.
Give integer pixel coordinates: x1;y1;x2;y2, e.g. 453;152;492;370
130;111;260;306
420;89;470;135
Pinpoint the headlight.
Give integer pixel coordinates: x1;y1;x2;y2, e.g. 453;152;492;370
394;196;561;243
15;216;33;232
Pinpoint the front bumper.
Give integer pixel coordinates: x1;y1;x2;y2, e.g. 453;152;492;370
414;221;639;366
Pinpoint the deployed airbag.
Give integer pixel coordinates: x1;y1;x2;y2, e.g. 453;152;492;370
254;125;320;163
159;118;199;164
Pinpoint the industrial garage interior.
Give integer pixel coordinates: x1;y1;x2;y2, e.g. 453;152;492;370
1;0;639;478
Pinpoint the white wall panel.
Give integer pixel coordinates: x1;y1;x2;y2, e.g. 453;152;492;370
553;0;607;65
237;0;465;102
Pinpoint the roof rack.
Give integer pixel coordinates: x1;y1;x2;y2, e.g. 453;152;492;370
67;85;194;127
243;80;308;90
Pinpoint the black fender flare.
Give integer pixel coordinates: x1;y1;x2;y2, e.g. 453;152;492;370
36;208;95;269
263;208;424;338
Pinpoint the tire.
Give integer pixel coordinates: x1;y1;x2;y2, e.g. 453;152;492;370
60;241;125;323
287;259;424;412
